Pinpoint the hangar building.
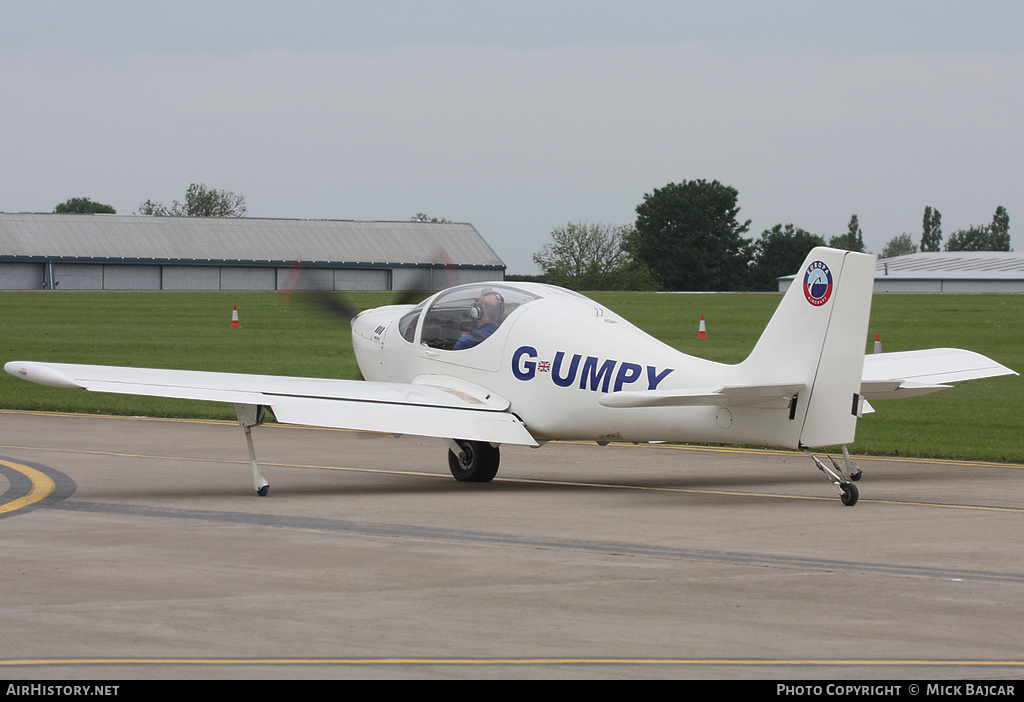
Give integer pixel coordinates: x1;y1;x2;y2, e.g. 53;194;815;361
0;213;505;291
779;251;1024;293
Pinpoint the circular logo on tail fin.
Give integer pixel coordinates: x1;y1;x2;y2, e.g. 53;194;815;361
803;261;833;306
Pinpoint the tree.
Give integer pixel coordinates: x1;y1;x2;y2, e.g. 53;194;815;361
945;226;995;251
532;221;647;290
629;179;753;291
138;183;247;217
829;214;866;252
880;233;917;259
991;205;1011;250
411;213;451;223
748;224;826;291
53;197;116;214
921;206;942;252
945;206;1011;252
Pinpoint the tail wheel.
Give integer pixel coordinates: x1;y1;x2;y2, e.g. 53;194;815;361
840;482;859;507
448;440;500;483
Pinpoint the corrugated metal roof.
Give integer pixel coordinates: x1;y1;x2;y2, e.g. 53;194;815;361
0;213;505;268
781;251;1024;282
875;251;1024;280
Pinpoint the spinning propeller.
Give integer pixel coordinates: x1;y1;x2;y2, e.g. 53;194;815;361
278;259;447;323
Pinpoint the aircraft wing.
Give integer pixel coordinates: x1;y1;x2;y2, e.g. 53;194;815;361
860;348;1018;400
3;361;539;447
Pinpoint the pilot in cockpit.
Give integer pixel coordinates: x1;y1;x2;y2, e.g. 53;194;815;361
453;291;504;350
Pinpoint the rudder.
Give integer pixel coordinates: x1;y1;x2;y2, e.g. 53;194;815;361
741;247;875;448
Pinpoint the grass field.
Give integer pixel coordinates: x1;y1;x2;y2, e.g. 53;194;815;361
1;289;1021;463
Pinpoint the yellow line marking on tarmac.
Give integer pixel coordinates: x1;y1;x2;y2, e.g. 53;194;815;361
2;412;1021;512
3;409;1022;468
563;438;1024;469
1;657;1023;668
3;441;1021;513
0;408;235;425
0;459;55;515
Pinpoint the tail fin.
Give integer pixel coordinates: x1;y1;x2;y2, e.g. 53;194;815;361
742;247;876;448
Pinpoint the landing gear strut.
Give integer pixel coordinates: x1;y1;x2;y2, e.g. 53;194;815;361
805;446;861;506
235;403;270;496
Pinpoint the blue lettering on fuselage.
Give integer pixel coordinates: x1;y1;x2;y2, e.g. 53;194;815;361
512;345;673;392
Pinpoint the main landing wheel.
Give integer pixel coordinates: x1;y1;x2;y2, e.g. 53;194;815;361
448;440;500;483
840;482;859;507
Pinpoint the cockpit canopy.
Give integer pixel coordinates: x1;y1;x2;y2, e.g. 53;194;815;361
398;283;540;350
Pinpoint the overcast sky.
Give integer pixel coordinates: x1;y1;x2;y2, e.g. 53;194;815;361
2;1;1022;273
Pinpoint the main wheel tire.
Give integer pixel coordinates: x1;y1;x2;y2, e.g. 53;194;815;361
448;440;500;483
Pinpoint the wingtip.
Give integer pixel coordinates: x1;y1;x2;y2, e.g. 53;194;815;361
4;361;84;389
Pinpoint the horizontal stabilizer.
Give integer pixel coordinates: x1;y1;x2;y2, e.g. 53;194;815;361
858;380;952;400
861;348;1017;400
599;383;805;409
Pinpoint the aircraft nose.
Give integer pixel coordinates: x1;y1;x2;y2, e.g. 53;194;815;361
351;310;380;340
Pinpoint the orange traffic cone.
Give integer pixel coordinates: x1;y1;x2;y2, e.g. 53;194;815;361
873;333;881;354
698;315;707;339
231;305;240;328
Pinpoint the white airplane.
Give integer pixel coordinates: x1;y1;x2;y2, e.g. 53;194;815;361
5;247;1017;506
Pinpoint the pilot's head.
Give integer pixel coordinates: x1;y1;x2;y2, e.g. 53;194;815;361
472;291;503;322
